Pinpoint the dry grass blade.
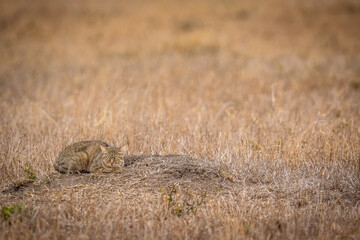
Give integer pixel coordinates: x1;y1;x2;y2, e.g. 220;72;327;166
1;0;360;239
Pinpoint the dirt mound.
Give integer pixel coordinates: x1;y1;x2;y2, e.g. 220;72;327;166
1;155;236;196
123;155;235;191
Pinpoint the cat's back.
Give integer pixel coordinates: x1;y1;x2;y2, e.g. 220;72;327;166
59;140;109;155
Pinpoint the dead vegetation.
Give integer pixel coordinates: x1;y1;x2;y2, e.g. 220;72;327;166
1;0;360;239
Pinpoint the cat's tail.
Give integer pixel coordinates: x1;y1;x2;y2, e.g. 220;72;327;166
53;161;90;174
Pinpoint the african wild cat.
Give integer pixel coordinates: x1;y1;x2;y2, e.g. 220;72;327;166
54;141;125;173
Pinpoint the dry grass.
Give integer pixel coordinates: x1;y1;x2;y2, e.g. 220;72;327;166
1;0;360;239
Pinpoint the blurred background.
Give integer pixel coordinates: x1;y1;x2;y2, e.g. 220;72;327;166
1;0;359;82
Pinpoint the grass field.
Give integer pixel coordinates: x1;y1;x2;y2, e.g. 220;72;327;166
1;0;360;239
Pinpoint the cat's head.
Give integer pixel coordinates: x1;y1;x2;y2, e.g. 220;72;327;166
100;144;126;169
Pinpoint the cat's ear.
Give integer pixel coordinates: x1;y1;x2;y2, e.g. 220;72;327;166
119;144;128;152
100;145;108;153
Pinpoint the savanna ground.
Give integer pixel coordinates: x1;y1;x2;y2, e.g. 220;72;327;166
0;0;360;239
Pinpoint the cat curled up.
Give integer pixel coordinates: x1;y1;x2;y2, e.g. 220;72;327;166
54;141;125;173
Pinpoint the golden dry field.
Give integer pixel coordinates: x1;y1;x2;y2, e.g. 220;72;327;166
1;0;360;239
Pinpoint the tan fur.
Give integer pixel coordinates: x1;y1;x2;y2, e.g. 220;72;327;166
54;141;125;173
